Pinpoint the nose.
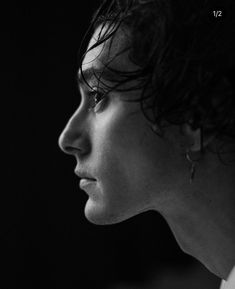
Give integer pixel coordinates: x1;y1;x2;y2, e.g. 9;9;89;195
58;112;87;156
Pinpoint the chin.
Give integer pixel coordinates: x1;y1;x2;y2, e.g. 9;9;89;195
84;198;141;225
84;207;125;225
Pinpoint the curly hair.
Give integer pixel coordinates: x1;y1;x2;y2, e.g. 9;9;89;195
78;0;235;160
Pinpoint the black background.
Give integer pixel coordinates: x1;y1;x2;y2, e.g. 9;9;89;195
3;2;221;289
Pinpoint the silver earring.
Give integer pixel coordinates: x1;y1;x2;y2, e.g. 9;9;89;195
186;150;200;183
186;127;203;183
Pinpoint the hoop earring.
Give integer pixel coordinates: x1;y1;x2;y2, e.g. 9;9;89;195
186;150;201;183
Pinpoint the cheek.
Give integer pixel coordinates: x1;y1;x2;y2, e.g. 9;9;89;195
95;152;151;221
92;106;145;188
92;99;173;198
96;143;131;197
94;119;154;204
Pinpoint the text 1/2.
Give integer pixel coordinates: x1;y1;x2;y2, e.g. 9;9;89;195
213;11;222;18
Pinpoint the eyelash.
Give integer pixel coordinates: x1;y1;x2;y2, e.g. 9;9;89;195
88;89;107;112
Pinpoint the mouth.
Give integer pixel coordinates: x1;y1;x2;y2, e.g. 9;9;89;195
79;178;97;189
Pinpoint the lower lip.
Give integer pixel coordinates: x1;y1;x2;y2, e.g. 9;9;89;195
79;178;96;189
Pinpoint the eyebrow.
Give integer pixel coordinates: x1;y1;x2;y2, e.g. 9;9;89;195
77;67;117;88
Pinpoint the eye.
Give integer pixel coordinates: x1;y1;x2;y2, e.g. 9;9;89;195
89;89;107;112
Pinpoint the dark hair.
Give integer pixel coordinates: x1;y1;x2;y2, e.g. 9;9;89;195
78;0;235;159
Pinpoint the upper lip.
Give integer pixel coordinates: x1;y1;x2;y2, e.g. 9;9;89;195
74;169;96;180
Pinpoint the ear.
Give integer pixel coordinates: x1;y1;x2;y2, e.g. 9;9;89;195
181;124;215;152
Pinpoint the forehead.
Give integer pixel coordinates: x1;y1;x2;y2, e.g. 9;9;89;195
82;24;136;73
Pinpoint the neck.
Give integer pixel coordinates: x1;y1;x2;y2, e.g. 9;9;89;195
165;203;235;279
162;152;235;280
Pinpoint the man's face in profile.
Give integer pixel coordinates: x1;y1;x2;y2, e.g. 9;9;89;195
59;24;184;225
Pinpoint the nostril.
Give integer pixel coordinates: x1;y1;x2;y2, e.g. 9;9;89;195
59;142;76;155
58;128;86;156
64;145;78;155
59;139;82;155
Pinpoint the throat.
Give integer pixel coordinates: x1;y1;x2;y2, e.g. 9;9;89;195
164;205;235;279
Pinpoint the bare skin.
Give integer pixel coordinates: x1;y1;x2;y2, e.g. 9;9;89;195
58;24;235;280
